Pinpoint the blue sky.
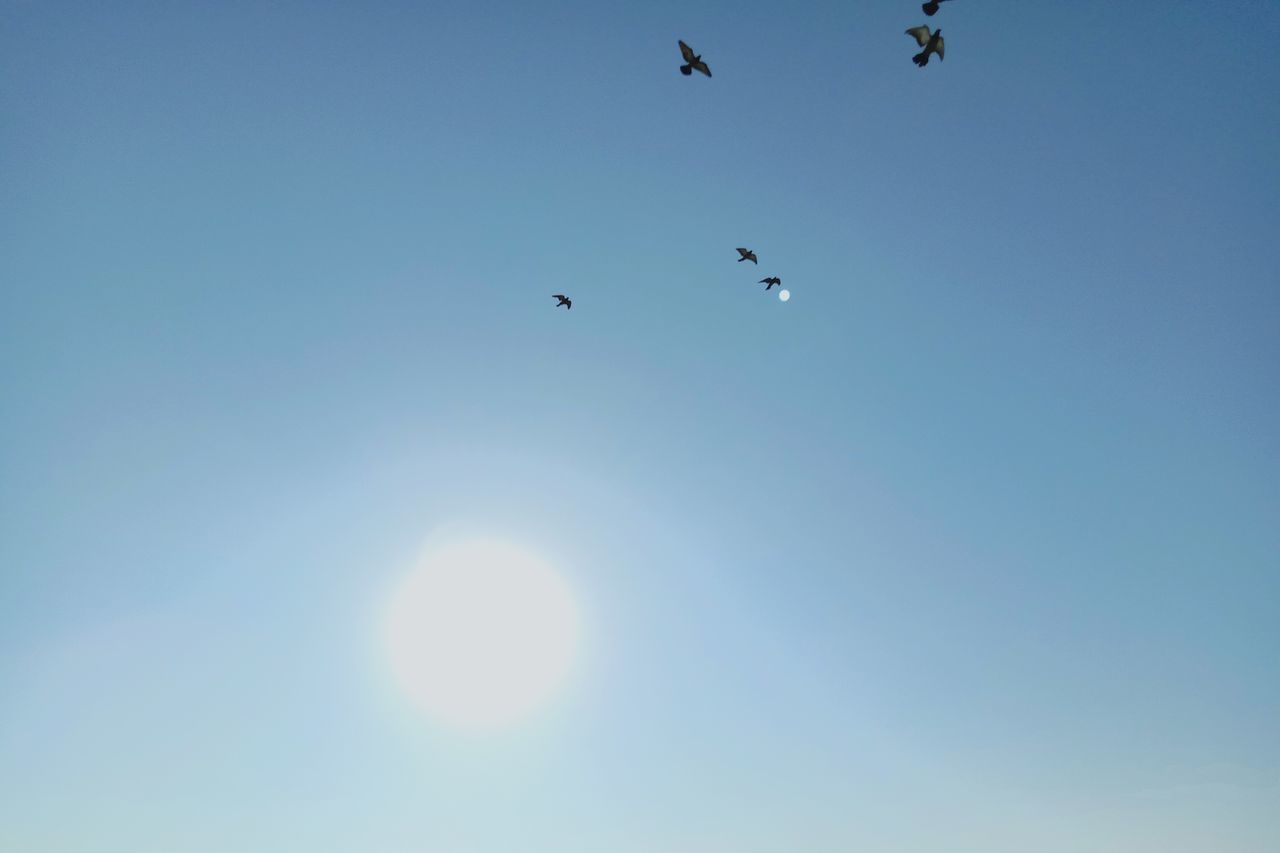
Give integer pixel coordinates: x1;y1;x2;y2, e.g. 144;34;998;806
2;1;1278;850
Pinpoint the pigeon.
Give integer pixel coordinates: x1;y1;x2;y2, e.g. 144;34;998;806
736;247;758;264
921;0;953;16
760;277;781;290
905;26;944;66
553;294;572;309
679;40;712;77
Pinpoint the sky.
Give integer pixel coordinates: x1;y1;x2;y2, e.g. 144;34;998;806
2;0;1278;850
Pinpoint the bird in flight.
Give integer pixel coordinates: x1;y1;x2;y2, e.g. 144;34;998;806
552;294;572;309
736;248;758;264
760;277;782;290
679;40;712;77
921;0;953;16
905;26;945;67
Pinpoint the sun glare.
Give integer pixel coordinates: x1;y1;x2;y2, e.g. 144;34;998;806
383;540;579;729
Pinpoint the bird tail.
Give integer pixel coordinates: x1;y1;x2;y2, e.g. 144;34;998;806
913;52;929;67
680;64;693;76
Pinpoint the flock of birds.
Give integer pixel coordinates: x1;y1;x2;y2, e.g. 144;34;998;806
552;0;958;312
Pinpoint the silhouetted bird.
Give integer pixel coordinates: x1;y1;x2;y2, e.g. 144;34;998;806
553;294;572;309
736;248;758;264
760;277;781;290
921;0;953;16
679;40;712;77
906;26;945;66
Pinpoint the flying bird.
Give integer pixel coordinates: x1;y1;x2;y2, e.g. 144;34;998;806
736;248;758;264
760;277;781;290
679;40;711;77
552;294;572;309
905;26;945;66
921;0;953;16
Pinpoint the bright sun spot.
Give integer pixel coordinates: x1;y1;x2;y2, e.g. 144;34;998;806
778;289;790;302
383;540;579;729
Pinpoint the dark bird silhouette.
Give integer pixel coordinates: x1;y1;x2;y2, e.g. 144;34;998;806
553;294;572;310
760;277;781;290
679;40;712;77
906;26;945;66
921;0;953;16
736;248;758;264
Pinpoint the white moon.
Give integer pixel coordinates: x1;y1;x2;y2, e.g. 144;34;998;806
778;289;791;302
383;540;579;728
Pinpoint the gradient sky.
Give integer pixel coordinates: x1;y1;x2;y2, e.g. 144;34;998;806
2;1;1278;851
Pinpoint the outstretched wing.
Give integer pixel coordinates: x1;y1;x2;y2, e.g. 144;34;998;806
935;36;944;60
565;299;571;309
692;60;711;77
905;26;931;47
737;248;751;257
553;294;566;300
679;40;696;63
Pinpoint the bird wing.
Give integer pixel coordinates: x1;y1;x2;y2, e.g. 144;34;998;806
565;300;571;309
553;294;566;300
906;26;932;47
693;60;711;77
679;40;696;63
737;248;750;257
935;36;944;60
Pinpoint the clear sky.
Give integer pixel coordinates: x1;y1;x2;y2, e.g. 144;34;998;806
2;1;1278;850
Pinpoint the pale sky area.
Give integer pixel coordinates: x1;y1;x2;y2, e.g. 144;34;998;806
2;1;1278;851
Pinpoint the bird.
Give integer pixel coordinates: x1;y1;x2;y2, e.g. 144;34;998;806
552;294;572;309
921;0;953;16
679;40;711;77
905;26;945;66
760;277;781;290
736;247;758;264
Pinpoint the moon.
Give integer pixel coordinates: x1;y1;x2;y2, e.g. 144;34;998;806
383;540;579;729
778;289;791;302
